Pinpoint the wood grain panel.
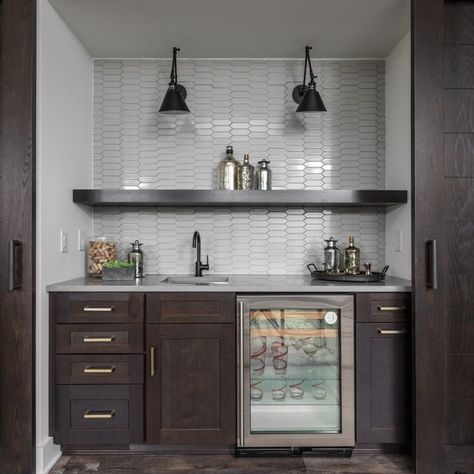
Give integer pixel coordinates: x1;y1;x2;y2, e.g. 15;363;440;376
445;134;474;177
147;292;235;323
448;311;474;355
445;90;474;132
446;223;474;309
444;178;474;221
445;1;474;45
448;400;474;445
447;355;474;399
445;45;474;88
0;0;36;471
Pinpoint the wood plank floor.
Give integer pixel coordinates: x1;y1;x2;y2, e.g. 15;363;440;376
51;454;414;473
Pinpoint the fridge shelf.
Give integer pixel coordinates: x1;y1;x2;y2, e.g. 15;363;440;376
249;328;339;337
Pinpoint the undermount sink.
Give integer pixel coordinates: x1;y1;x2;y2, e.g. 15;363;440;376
161;276;229;285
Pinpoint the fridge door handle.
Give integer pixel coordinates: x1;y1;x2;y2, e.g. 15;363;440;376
238;300;245;447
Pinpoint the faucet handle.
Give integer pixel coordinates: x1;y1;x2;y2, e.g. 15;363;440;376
203;255;210;270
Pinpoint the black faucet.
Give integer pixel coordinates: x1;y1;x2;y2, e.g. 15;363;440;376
192;231;209;277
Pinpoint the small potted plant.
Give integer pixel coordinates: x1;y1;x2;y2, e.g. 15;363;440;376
101;259;135;281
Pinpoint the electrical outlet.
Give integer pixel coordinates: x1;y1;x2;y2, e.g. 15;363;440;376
60;230;69;253
77;229;87;251
394;230;402;252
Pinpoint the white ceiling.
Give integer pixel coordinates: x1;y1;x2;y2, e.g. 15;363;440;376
49;0;410;59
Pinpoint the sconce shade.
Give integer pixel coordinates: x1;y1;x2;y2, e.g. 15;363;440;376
159;84;190;114
296;83;327;113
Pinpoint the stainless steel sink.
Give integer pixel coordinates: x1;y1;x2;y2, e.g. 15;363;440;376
161;276;229;285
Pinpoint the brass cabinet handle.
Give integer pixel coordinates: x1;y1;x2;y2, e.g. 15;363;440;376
377;328;407;335
377;305;406;312
83;410;115;420
83;365;116;374
83;306;115;312
150;346;156;377
83;336;115;343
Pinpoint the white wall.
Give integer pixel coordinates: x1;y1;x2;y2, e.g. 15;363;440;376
385;32;411;279
36;1;93;472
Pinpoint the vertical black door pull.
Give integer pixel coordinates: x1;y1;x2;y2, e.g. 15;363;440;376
426;239;438;290
8;240;21;291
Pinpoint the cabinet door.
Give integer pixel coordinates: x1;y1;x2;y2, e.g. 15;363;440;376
356;323;410;444
147;324;235;445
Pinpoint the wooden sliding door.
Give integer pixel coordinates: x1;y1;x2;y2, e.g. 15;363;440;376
0;0;36;472
413;1;474;472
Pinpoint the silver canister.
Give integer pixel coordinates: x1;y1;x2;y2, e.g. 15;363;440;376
128;240;144;278
323;237;343;274
255;159;272;190
217;145;240;190
238;154;255;190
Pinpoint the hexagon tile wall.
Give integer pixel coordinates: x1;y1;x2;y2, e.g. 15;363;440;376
93;59;386;275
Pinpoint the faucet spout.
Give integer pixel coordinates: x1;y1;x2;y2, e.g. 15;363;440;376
192;231;209;277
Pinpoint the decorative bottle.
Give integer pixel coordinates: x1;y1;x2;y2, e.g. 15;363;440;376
238;154;255;190
255;159;272;190
217;145;239;190
344;236;360;275
323;237;342;274
128;240;144;278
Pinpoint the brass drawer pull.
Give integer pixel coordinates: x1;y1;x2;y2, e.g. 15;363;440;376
83;306;115;312
377;305;406;312
150;346;156;377
377;328;407;335
83;336;115;343
83;410;115;420
83;365;116;374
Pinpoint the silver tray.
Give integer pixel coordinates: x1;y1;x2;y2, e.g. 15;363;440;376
307;264;389;283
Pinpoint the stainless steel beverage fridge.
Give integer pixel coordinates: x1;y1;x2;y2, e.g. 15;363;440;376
237;295;354;453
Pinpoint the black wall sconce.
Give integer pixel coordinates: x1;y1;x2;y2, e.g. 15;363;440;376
159;47;190;114
292;45;326;113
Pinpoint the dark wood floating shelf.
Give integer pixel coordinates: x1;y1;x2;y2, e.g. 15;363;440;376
73;189;407;208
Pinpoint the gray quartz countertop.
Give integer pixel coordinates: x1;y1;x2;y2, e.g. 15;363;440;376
46;274;411;293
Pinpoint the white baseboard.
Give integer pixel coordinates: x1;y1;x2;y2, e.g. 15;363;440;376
36;436;61;474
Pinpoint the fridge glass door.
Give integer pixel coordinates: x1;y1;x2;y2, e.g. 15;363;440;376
249;306;341;434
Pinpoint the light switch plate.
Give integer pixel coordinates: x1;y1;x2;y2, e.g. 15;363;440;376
60;230;69;253
77;229;87;251
394;230;402;252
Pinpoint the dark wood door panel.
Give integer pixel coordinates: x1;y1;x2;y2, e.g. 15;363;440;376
446;223;474;308
53;292;144;323
445;178;474;221
56;354;144;384
445;45;474;88
445;134;474;177
56;324;143;354
146;323;235;445
147;292;235;323
448;310;474;354
445;1;474;45
356;323;410;444
445;90;474;132
0;0;36;471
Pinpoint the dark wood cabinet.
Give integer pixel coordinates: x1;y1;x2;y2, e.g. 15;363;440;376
145;292;236;447
356;322;410;444
355;293;411;446
146;322;236;446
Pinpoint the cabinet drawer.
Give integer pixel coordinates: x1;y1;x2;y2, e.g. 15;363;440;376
56;354;143;384
147;293;235;323
52;292;144;324
55;324;143;354
356;293;411;322
55;385;143;445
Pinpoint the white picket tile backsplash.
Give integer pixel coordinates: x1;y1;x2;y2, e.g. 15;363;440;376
93;59;386;274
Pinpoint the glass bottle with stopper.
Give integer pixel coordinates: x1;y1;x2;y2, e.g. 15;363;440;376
323;237;343;274
128;240;144;278
217;145;240;190
238;154;255;190
344;236;360;275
